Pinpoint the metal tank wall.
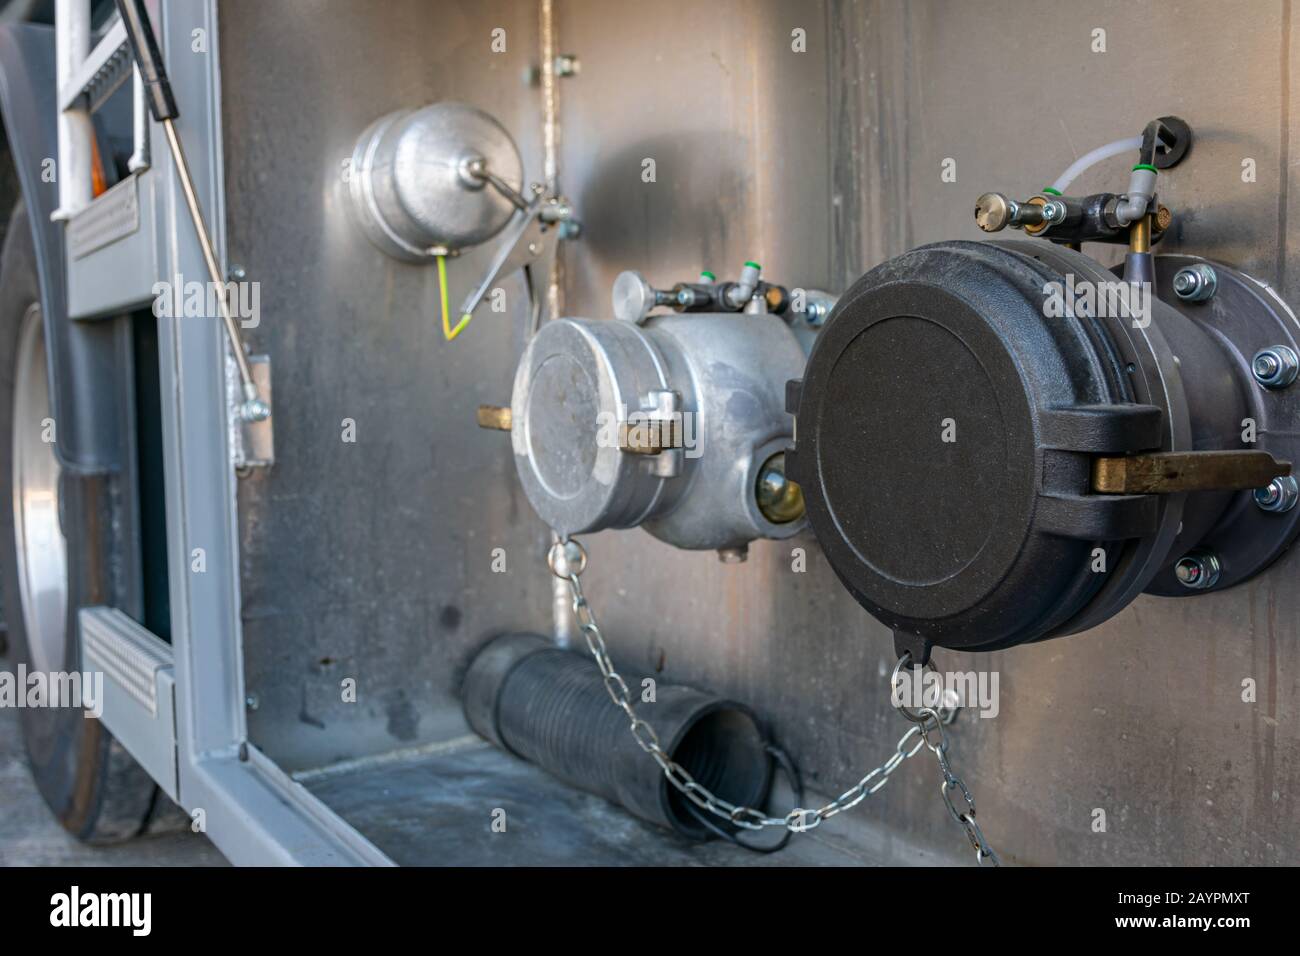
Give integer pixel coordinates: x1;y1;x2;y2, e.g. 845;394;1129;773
219;0;555;769
221;0;1298;864
559;0;1299;866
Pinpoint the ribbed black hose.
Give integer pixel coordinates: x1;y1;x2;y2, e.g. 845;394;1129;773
463;633;772;839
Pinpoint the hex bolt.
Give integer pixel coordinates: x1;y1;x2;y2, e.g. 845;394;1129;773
1252;345;1300;389
240;396;272;423
794;290;837;328
1172;263;1217;301
1174;551;1221;590
1041;199;1066;224
1254;475;1299;513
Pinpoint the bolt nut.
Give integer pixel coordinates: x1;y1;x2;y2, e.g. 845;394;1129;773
796;290;838;328
1252;345;1300;389
1254;474;1299;513
554;54;581;77
1172;263;1217;302
1174;551;1221;590
241;397;271;423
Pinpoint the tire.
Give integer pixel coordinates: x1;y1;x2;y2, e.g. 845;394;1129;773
0;199;158;843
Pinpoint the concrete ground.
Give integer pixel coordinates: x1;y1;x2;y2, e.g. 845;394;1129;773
0;651;226;866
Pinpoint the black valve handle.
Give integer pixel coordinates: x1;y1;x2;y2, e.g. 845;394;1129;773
113;0;178;121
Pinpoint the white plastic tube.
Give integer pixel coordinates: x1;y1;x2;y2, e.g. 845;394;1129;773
1050;136;1143;194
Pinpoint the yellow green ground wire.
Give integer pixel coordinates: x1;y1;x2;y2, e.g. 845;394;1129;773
437;254;473;340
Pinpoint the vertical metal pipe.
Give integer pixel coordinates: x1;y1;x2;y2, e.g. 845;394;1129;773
52;0;94;220
539;0;575;647
128;65;151;172
1129;213;1152;254
539;0;559;192
538;0;563;324
551;529;576;648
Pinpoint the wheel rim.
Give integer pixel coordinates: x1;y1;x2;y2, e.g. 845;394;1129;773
12;304;67;675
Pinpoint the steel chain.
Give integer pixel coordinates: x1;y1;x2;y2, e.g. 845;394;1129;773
548;536;1001;865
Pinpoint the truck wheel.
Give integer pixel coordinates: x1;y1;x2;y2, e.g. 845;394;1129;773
0;200;158;842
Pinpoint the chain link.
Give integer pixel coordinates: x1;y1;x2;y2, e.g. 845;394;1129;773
547;536;1001;865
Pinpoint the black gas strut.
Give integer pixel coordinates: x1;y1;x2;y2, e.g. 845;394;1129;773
113;0;269;423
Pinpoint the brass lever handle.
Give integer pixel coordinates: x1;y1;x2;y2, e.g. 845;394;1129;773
1091;450;1291;494
617;420;681;455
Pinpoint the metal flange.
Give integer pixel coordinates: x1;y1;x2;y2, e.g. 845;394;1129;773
1140;255;1300;595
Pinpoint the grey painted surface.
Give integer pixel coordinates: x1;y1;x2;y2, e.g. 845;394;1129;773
0;677;224;866
221;0;1298;865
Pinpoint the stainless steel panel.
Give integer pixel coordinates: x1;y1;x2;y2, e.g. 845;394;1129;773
561;0;1300;866
220;0;1299;864
219;0;554;770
